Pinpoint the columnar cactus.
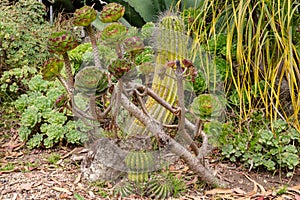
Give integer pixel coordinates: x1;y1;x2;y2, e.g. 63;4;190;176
73;5;97;27
125;151;155;182
41;58;64;81
99;2;125;23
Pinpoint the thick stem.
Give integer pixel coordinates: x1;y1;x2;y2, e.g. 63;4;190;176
62;53;74;88
175;61;199;156
86;25;102;69
120;94;227;187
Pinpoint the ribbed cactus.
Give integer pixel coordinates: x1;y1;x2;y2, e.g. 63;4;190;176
146;178;174;199
125;151;155;182
126;13;189;136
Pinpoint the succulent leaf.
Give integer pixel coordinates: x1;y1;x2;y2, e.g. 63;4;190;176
41;58;64;81
48;31;78;54
99;2;125;23
190;94;224;120
100;23;127;46
123;36;144;55
147;178;173;199
74;66;108;96
108;59;135;80
73;5;97;27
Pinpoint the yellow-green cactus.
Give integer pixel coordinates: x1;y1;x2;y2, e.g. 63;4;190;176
125;151;155;182
127;13;189;136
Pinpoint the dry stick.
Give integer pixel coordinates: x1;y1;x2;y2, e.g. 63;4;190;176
175;60;200;156
120;93;227;188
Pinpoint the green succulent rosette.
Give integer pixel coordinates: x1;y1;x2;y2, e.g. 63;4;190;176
74;66;108;96
41;58;64;81
141;22;155;39
48;31;78;54
190;94;224;120
125;151;155;182
123;36;144;55
99;2;125;23
73;5;97;27
100;23;127;46
108;59;135;80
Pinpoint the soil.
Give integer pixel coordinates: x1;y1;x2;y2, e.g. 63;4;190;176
0;127;299;199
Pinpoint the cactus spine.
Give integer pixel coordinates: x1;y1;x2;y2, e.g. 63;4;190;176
127;13;188;136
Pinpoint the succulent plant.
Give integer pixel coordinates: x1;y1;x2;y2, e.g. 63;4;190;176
48;31;78;55
99;2;125;23
125;151;155;182
108;59;135;80
100;23;127;46
73;5;97;27
123;36;144;55
74;66;108;96
190;94;224;120
41;58;64;81
113;181;135;197
146;178;174;199
141;22;155;39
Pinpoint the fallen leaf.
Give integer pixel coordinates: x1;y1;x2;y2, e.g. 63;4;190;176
74;173;81;184
295;194;300;200
232;188;246;194
257;196;264;200
292;185;300;190
205;188;233;195
20;183;32;190
52;186;72;195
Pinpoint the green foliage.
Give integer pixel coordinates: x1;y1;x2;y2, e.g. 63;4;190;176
0;0;52;103
220;118;300;172
15;75;89;149
46;153;61;165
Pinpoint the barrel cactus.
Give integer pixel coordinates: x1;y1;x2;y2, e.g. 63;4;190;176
113;181;135;197
190;94;224;120
99;2;125;23
125;151;155;182
74;66;108;96
73;5;97;27
41;58;64;81
146;178;174;199
48;31;78;54
100;23;127;46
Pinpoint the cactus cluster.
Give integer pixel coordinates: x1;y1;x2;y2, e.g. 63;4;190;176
125;151;155;182
74;66;108;96
48;31;78;55
99;2;125;23
41;58;64;81
73;5;97;27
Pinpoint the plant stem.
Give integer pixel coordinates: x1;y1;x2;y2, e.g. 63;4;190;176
120;93;227;187
62;53;74;89
86;25;102;69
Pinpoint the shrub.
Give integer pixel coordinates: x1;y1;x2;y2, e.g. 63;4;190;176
0;0;52;103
